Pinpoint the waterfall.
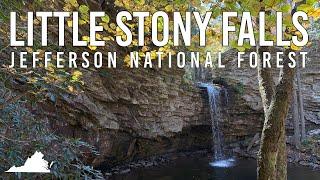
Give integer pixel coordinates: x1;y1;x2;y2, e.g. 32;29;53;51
199;83;235;168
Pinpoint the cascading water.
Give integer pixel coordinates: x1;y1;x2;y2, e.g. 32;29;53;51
203;84;224;160
199;83;235;168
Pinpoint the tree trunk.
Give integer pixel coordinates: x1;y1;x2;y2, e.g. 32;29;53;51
293;79;301;148
256;0;307;178
296;65;306;141
257;49;294;180
276;126;287;180
257;93;291;180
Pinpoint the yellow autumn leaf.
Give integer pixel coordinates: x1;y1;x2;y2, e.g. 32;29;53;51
67;20;73;27
290;43;302;51
109;23;117;29
33;19;41;25
135;0;145;5
96;34;102;40
125;22;135;29
159;47;165;52
121;35;127;41
46;65;55;73
103;36;115;41
36;49;45;59
103;37;111;41
150;51;157;60
20;15;27;22
65;0;79;7
139;51;145;57
124;55;131;67
82;36;90;42
88;45;97;51
165;5;173;12
72;70;82;77
294;31;303;38
141;46;150;52
101;15;110;23
79;19;87;25
309;8;320;20
25;47;33;53
169;49;176;55
79;5;89;15
144;26;150;33
307;42;312;47
63;4;73;11
68;85;74;92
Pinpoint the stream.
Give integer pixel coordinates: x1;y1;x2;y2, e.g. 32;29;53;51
111;156;320;180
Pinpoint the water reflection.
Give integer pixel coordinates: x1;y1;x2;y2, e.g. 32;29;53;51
111;156;320;180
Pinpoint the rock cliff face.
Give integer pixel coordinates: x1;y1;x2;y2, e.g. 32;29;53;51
42;63;212;167
300;42;320;127
42;44;320;167
211;43;320;144
9;0;214;165
37;42;320;168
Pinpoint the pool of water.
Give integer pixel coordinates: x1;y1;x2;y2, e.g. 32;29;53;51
111;156;320;180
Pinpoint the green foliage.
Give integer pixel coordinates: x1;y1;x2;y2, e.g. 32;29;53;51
0;0;23;21
234;82;245;95
0;78;103;179
101;15;110;23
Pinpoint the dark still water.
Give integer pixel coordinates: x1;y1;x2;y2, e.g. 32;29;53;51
111;156;320;180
